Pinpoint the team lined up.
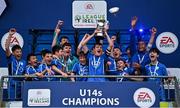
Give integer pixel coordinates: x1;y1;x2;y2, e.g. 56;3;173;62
5;16;168;83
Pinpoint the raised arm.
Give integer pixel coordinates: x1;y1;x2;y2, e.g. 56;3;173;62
81;29;98;47
77;33;89;55
5;28;16;57
131;16;138;30
146;27;157;51
130;16;138;56
51;20;63;48
104;29;113;52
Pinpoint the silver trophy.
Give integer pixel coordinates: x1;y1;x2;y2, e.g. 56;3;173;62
95;20;109;44
96;20;105;37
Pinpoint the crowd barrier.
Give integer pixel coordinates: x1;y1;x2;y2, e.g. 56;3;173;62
0;75;179;107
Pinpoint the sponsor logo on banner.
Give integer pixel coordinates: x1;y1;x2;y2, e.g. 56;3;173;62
156;32;179;54
72;1;107;28
28;89;51;106
84;2;94;12
133;88;155;108
0;0;7;16
1;32;24;52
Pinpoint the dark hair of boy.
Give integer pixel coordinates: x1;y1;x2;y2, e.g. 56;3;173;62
149;48;160;55
78;51;86;58
52;45;62;54
93;42;102;49
27;53;36;61
78;51;88;64
125;46;130;51
114;46;120;49
62;42;71;49
115;58;126;64
138;39;147;44
11;44;22;52
41;49;51;57
59;36;69;42
111;34;117;37
113;46;122;52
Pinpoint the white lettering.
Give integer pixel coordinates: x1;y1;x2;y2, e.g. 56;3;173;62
62;98;68;105
80;89;86;96
62;98;120;106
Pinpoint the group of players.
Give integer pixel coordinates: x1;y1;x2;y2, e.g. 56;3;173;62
4;16;168;100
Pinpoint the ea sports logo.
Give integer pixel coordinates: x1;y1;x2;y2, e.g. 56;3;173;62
1;32;24;52
156;32;178;54
133;88;155;108
84;2;94;12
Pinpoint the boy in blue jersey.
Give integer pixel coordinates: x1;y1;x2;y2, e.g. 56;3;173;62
38;50;55;81
128;16;157;76
71;51;89;81
5;28;26;100
25;53;44;81
106;47;125;76
145;48;167;101
80;29;113;82
51;45;68;79
131;27;157;75
109;59;131;82
107;47;124;71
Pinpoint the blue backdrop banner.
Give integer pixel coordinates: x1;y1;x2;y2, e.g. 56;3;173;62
23;81;160;107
